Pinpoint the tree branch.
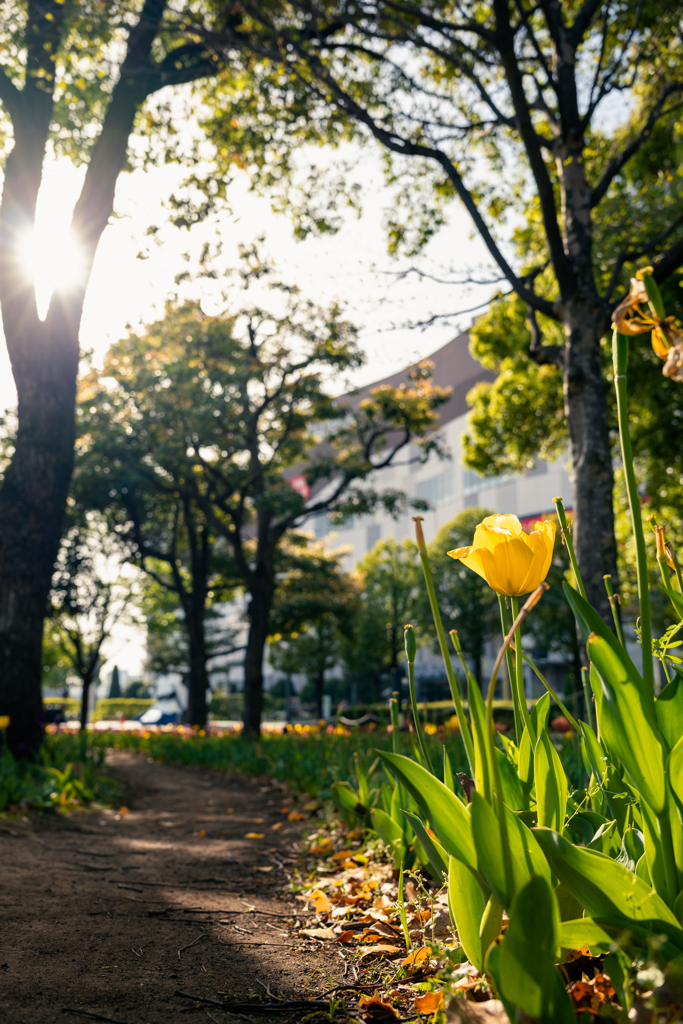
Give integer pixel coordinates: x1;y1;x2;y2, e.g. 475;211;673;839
590;83;683;209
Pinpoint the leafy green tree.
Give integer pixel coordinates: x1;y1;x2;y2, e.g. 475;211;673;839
77;253;448;734
342;538;419;698
269;538;359;716
195;0;683;624
415;510;499;687
0;0;266;755
48;518;138;730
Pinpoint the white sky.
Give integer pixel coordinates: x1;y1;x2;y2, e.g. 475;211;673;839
7;145;501;678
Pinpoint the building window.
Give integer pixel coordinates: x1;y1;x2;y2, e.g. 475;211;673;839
366;524;381;550
313;513;331;538
416;468;456;507
462;461;546;497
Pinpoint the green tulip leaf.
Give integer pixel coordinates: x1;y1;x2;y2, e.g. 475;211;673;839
499;875;575;1023
469;674;493;803
448;854;486;971
403;810;449;880
559;918;613;955
535;729;568;831
587;633;666;814
533;827;683;949
494;748;525;810
377;751;477;869
371;807;405;867
471;790;550;909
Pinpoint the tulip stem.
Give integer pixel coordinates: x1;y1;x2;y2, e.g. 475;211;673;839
613;330;654;697
510;596;535;743
407;659;433;774
553;496;586;600
413;518;476;776
498;595;522;744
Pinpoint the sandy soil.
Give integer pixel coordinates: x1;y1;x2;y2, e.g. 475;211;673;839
0;751;345;1024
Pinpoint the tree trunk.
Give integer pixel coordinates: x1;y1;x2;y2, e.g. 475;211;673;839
0;320;79;756
80;672;95;733
186;615;210;728
315;670;325;720
242;580;275;738
563;303;618;622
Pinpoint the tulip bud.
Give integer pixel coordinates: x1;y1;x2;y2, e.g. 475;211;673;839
404;624;417;663
412;516;427;553
637;265;666;321
449;628;462;655
665;542;677;572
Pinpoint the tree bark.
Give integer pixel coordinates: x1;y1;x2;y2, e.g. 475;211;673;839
0;0;169;757
315;669;324;720
562;303;618;622
185;612;210;728
242;579;275;738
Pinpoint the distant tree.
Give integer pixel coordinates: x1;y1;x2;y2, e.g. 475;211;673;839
415;509;499;688
108;666;121;700
269;537;359;717
77;250;448;735
0;0;262;756
342;538;419;697
48;518;137;731
198;0;683;625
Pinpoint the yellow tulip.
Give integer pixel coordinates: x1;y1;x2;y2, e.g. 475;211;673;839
447;514;556;596
0;716;9;730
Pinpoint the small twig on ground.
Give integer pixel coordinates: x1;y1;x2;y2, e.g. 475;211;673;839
131;947;143;958
61;1009;137;1024
178;933;209;958
116;884;142;893
264;921;288;936
232;925;253;934
255;978;283;1002
173;991;330;1014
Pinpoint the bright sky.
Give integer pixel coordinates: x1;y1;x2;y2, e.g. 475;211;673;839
6;144;500;678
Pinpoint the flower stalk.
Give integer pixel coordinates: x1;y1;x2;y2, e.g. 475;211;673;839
404;625;433;774
413;517;475;775
613;329;654;695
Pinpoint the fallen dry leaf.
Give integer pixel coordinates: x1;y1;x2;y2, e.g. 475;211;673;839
446;998;508;1023
358;944;401;959
336;930;354;944
415;991;444;1013
254;865;273;872
193;830;206;838
245;832;263;839
118;806;130;815
251;817;264;823
401;946;430;967
331;849;357;861
271;822;284;830
309;889;332;913
225;807;234;814
358;991;399;1020
288;811;306;821
300;926;336;940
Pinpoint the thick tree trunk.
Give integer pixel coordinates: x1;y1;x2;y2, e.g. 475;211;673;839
186;615;210;728
563;303;618;622
242;580;275;738
80;671;96;732
0;323;79;756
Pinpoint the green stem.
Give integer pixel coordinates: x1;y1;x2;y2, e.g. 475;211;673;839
613;330;654;696
581;667;596;734
407;660;433;773
553;496;586;600
397;865;412;950
498;595;521;744
658;810;679;908
485;640;514;906
413;519;476;776
603;575;624;644
520;650;580;733
510;596;535;745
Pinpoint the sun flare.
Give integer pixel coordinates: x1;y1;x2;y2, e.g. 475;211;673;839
20;226;87;319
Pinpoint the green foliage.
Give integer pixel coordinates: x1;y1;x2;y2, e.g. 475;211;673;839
342;538;419;693
0;733;119;814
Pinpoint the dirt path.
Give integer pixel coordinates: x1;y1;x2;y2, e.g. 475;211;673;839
1;751;345;1024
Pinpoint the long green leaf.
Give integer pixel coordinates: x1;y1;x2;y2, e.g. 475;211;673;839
403;810;449;880
535;730;568;831
655;674;683;752
494;748;524;811
499;875;575;1023
448;855;486;971
533;827;683;949
371;807;405;867
471;791;550;909
378;751;477;870
559;918;614;955
563;582;645;694
587;633;666;814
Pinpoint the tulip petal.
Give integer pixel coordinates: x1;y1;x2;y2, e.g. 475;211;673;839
519;521;556;594
475;538;535;596
447;545;491;584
